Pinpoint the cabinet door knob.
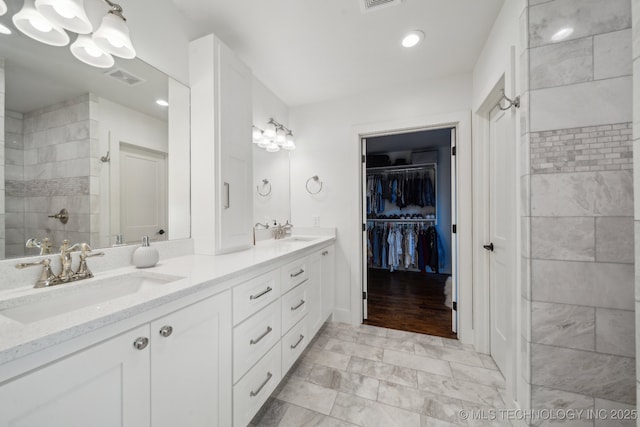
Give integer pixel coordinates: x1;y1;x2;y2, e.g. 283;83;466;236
133;337;149;350
322;251;328;256
159;325;173;337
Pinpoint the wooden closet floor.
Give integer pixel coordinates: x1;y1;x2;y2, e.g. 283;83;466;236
364;269;456;339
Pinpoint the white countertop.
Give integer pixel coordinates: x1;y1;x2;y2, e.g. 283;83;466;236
0;235;335;366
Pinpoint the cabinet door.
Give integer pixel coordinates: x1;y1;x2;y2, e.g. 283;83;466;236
217;40;253;253
151;291;232;427
321;245;336;321
308;250;323;336
0;325;151;427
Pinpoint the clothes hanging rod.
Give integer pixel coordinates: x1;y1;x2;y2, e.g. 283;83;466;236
366;162;436;173
367;218;436;223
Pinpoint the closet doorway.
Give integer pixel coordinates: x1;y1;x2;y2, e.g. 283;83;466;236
362;127;457;338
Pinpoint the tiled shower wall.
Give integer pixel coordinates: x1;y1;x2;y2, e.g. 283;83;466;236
526;0;635;420
5;94;99;258
5;111;24;258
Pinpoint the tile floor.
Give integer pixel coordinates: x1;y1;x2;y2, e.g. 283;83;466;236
250;321;511;427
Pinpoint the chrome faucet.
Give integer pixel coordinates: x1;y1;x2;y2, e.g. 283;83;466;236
15;241;105;288
26;237;52;255
273;221;293;240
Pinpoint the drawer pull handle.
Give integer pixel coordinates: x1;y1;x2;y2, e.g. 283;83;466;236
159;325;173;337
250;286;273;300
290;269;305;278
290;334;305;349
250;371;273;397
322;250;328;256
291;299;306;311
250;326;273;345
133;337;149;350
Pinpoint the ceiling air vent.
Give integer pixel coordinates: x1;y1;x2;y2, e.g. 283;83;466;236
360;0;402;13
104;68;146;87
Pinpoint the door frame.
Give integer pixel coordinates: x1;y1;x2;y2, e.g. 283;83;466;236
352;111;473;345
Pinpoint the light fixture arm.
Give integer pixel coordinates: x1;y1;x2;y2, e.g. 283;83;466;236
102;0;126;21
268;118;293;135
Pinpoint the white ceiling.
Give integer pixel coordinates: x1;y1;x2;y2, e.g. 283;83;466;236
170;0;505;107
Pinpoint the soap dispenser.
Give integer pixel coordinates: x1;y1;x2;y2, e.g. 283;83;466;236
133;236;159;268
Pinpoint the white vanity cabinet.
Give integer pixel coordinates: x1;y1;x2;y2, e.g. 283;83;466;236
0;291;232;427
321;244;336;321
190;33;254;255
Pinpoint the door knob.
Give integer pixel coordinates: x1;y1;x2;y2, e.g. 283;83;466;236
483;243;494;251
158;229;165;235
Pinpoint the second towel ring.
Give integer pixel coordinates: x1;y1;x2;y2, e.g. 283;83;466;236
306;175;323;195
257;179;272;196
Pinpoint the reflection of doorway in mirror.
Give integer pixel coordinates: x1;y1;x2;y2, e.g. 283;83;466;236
119;144;167;245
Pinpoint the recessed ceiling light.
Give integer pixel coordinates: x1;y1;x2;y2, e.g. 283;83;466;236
0;23;11;35
156;99;169;107
551;27;573;42
402;30;424;48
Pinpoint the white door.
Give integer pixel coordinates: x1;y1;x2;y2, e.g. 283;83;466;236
450;128;458;333
488;105;516;375
0;326;151;427
361;139;368;319
120;144;167;244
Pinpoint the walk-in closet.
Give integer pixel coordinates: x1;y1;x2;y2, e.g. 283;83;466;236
362;127;456;338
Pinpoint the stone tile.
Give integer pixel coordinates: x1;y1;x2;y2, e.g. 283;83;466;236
531;343;635;404
530;386;594;427
460;401;514;427
413;333;444;347
290;359;315;380
595;217;634;263
595;308;635;357
331;392;421;427
594;398;636;427
449;362;506;389
323;338;383;361
440;338;474;352
307;364;379;400
250;398;290;427
276;378;338;415
420;416;460;427
532;259;634;310
594;29;632;80
529;0;631;48
277;404;359;427
414;341;484;368
531;217;595;262
531;301;595;351
302;348;351;371
383;349;452;377
416;371;504;407
321;327;359;344
530;77;632;132
347;356;418;388
376;382;466;425
530;37;593;90
356;333;416;354
358;324;388;337
478;354;499;371
531;171;634;216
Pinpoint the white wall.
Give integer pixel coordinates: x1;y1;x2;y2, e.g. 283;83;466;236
252;78;291;226
290;74;472;324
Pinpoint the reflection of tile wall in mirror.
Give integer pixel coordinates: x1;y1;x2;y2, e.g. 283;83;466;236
0;27;190;260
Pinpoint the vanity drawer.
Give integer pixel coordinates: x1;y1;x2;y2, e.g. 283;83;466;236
233;269;280;325
233;343;282;427
281;281;309;335
281;256;309;293
233;300;281;383
282;316;309;376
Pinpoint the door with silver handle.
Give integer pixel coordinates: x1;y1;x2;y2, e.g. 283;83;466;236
223;182;230;209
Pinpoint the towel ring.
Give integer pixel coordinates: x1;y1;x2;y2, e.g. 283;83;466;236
257;179;272;197
306;175;323;195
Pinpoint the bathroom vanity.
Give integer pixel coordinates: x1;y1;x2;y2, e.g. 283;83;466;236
0;235;335;427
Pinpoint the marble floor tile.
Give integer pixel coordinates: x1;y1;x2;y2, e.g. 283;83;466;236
414;341;484;367
307;364;380;400
383;349;453;377
377;381;467;426
302;347;352;371
324;338;384;361
420;415;460;427
312;334;332;349
358;324;389;337
249;398;291;427
478;354;499;371
416;371;505;407
278;404;360;427
290;359;315;380
441;338;474;351
277;378;338;415
414;333;445;347
450;362;506;389
356;333;416;354
331;392;421;427
347;356;418;388
321;325;360;343
461;401;513;427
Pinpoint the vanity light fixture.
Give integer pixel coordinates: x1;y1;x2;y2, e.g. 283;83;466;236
71;34;115;68
93;0;136;59
0;0;7;16
13;0;70;46
35;0;92;34
401;30;424;48
0;23;10;34
253;118;296;153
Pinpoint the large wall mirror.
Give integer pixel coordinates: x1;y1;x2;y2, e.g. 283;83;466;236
0;4;190;261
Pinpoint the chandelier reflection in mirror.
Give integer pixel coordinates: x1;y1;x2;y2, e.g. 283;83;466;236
253;118;296;153
10;0;135;68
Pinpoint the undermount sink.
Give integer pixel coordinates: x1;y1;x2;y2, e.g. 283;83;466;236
0;272;184;324
280;236;319;242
